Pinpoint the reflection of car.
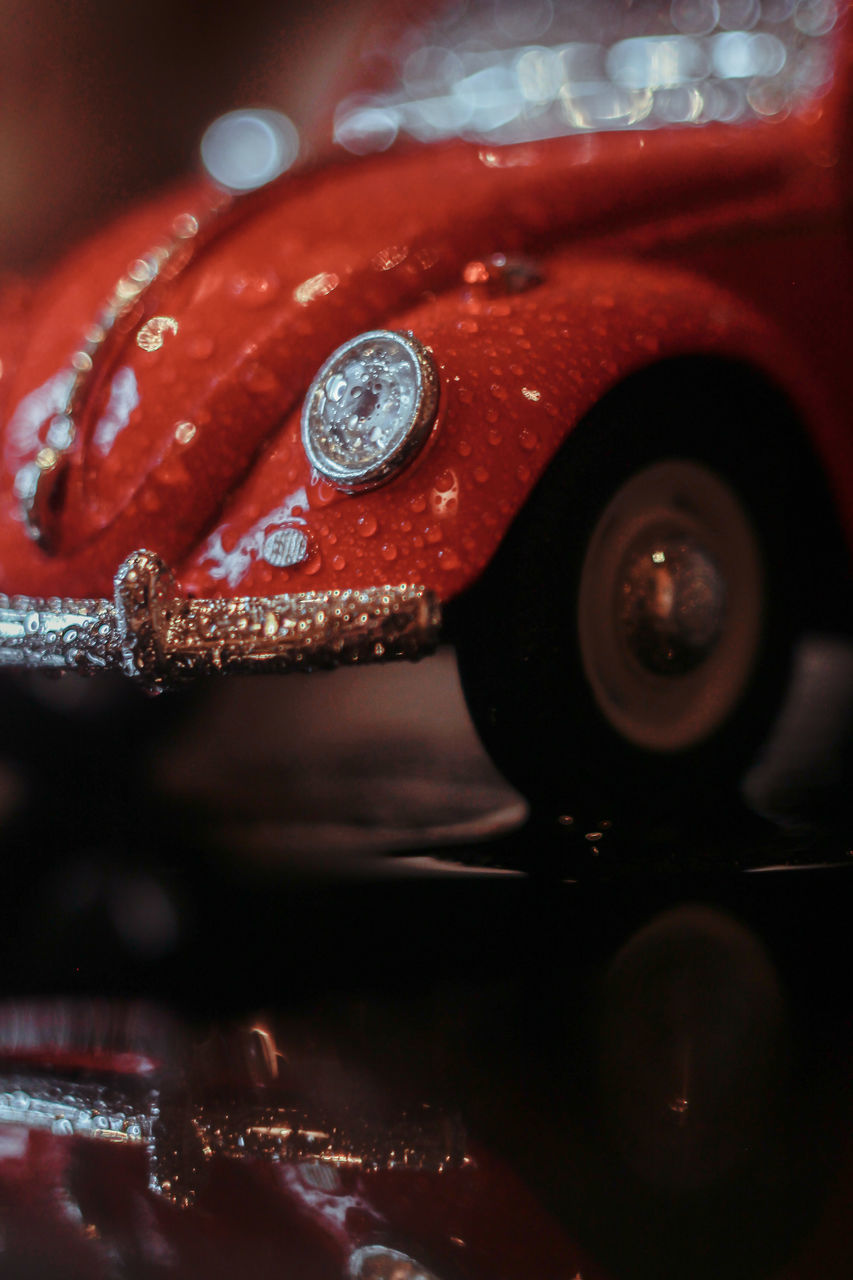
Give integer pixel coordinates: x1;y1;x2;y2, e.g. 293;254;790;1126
0;1003;604;1278
0;0;851;819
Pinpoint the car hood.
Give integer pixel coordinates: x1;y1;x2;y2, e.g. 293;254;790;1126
0;119;816;596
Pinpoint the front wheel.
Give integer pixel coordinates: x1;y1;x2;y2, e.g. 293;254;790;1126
453;360;843;828
575;457;762;757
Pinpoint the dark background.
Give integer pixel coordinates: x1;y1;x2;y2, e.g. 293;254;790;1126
0;0;375;272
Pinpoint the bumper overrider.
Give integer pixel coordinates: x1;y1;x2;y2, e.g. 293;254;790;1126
0;549;442;691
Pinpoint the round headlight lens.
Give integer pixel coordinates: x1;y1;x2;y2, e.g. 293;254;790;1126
301;330;438;491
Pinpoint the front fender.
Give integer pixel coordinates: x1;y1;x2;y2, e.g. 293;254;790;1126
176;252;823;603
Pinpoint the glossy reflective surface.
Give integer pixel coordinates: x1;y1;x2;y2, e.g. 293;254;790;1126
0;794;851;1278
0;621;849;1275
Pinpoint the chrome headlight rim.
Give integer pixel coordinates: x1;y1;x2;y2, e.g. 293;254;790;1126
300;329;439;492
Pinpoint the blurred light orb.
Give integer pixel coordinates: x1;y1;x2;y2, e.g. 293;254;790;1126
718;0;761;28
712;30;787;77
607;36;710;90
794;0;838;36
334;104;399;154
671;0;721;35
495;0;554;41
201;109;299;191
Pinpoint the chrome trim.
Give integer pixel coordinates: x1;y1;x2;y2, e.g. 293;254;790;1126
0;549;441;690
0;1074;152;1144
0;1070;468;1210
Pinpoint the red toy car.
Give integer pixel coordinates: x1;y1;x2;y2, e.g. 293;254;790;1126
0;0;851;820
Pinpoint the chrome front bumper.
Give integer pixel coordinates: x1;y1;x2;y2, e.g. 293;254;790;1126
0;549;441;691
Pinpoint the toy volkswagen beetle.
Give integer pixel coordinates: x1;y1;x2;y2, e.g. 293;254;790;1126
0;0;851;820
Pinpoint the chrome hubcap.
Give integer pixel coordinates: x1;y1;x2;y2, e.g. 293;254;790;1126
618;531;727;677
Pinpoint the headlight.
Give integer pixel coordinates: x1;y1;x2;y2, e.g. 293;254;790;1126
301;330;439;491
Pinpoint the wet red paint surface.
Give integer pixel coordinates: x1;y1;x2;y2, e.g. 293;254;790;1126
0;1133;600;1279
1;23;853;601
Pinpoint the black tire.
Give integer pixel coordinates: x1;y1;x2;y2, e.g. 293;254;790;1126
451;358;846;828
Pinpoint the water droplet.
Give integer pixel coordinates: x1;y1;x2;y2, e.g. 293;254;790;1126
358;513;378;537
458;387;473;406
229;271;280;306
457;318;479;334
438;547;461;570
303;552;322;576
332;553;347;571
242;363;279;395
416;245;439;270
490;384;508;401
457;440;472;457
463;260;490;285
136;316;178;353
371;244;409;271
409;494;427;514
431;468;459;516
381;542;398;561
314;481;337;506
173;420;196;446
487;427;502;446
517;464;531;483
173;212;199;239
473;465;489;484
519;427;539;452
425;525;442;544
293;272;339;305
